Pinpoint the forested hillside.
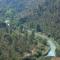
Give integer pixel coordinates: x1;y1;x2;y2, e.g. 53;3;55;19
0;0;60;60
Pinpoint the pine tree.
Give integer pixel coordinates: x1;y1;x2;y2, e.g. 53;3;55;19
19;25;24;33
30;30;35;44
36;24;42;32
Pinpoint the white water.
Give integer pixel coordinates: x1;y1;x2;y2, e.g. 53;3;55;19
47;39;56;56
5;20;10;26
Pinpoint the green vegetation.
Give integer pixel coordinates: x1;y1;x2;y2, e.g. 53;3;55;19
0;0;60;60
0;25;49;60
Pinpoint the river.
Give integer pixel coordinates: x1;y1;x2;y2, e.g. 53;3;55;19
47;39;56;56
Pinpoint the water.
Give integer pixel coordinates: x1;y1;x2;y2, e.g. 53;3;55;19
5;20;10;26
47;40;56;56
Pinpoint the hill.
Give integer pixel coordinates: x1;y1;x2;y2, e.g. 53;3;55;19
0;0;60;60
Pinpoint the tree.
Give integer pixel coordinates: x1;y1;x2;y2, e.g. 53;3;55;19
4;34;13;45
19;25;24;33
36;24;42;32
30;22;35;30
30;30;35;44
24;31;28;41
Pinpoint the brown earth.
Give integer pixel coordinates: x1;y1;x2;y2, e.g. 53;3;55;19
52;57;60;60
